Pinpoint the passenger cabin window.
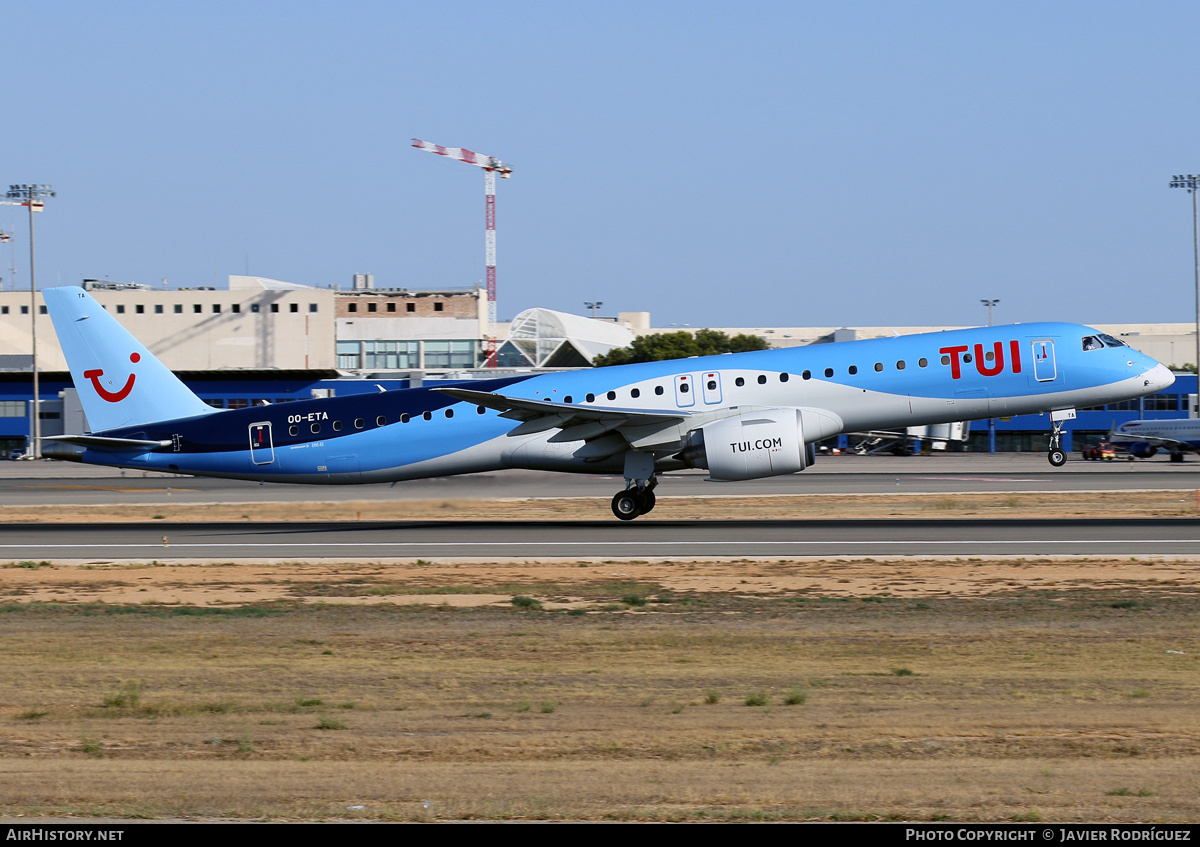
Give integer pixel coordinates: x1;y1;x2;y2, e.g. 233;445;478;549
735;377;745;387
874;363;883;372
848;365;858;375
919;358;928;368
896;360;905;370
779;373;789;382
654;386;664;395
630;388;640;398
802;370;811;380
824;368;834;378
757;375;767;384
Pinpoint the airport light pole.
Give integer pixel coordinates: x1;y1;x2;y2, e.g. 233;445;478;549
585;301;603;319
4;184;55;459
981;299;1000;452
1169;176;1200;403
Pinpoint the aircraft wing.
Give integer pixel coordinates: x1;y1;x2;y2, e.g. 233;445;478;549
431;387;690;440
1111;433;1198;453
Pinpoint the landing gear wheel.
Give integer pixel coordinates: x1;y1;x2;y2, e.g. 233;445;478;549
611;490;640;521
1171;453;1185;463
1048;448;1067;468
636;489;656;514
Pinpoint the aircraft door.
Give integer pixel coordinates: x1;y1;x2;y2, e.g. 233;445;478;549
249;421;275;465
674;374;696;407
701;372;723;405
1032;340;1057;382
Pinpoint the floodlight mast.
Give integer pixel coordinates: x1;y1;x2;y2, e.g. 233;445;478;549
2;184;56;459
412;139;513;368
1169;174;1200;385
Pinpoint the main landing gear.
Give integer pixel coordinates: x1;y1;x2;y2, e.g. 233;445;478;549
612;450;658;521
611;484;656;521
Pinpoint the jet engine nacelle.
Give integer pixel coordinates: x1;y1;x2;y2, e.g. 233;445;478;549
678;407;840;481
1129;442;1158;459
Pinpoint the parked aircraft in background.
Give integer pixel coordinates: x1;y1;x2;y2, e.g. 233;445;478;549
1109;418;1200;462
42;288;1173;519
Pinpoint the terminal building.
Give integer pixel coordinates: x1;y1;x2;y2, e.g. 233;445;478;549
0;273;1196;458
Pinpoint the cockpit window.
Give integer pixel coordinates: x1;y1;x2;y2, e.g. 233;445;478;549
1082;335;1103;351
1099;333;1126;348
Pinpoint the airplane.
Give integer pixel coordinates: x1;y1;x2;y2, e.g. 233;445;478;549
1108;418;1200;462
40;287;1174;520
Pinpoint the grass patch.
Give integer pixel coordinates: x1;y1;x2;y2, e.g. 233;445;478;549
783;687;808;706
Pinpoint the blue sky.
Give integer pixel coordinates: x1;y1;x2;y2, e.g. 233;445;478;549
3;1;1200;329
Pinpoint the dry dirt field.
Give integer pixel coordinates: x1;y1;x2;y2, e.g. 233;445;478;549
1;490;1199;822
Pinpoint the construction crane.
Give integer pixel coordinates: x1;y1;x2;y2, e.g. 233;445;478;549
412;139;513;367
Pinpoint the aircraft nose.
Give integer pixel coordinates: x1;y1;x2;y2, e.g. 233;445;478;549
1143;362;1175;391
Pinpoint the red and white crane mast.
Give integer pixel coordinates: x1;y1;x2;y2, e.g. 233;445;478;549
412;139;513;367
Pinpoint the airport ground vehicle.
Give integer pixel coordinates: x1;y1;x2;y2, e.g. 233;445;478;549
1080;441;1117;460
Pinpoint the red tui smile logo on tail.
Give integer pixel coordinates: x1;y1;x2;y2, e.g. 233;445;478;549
84;353;141;402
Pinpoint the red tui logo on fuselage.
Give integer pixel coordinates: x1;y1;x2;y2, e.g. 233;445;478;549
939;341;1023;380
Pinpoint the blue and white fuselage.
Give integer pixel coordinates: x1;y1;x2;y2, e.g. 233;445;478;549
43;287;1173;519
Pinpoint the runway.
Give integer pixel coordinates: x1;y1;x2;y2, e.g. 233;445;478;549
3;517;1200;558
2;454;1200;559
1;452;1199;507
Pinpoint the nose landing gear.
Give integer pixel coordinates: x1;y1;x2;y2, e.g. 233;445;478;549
1047;408;1076;468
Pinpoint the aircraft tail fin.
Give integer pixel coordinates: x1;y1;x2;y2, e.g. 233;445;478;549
43;286;217;432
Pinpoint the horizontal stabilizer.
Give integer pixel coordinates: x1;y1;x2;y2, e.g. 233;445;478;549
45;434;173;451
